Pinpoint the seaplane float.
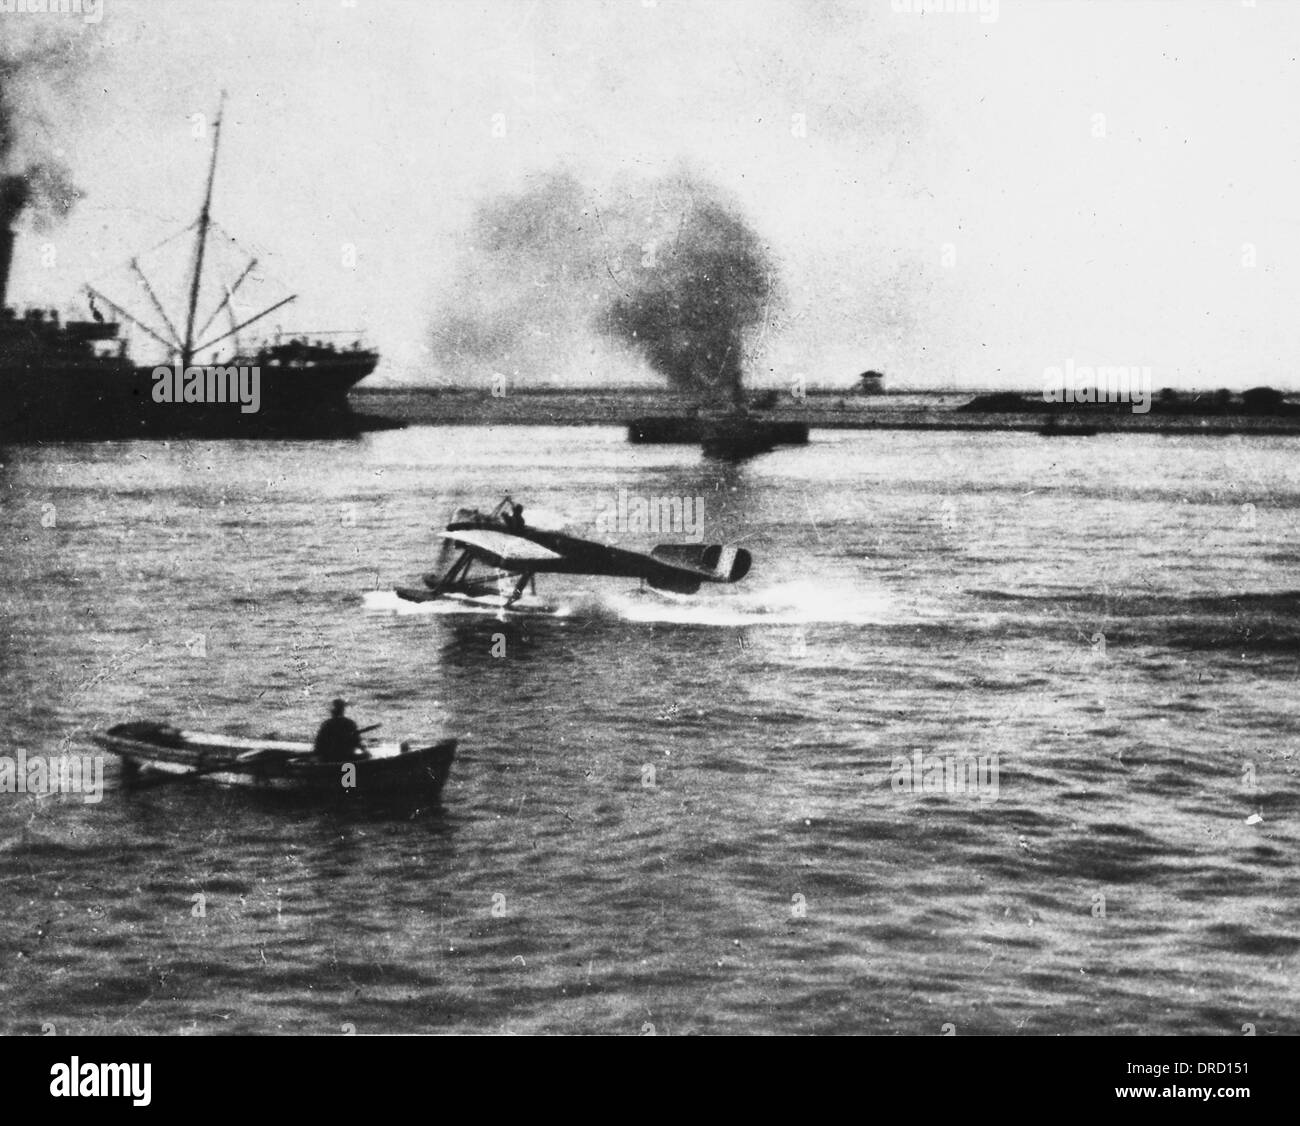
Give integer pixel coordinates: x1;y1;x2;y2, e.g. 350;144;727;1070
92;722;457;802
392;498;754;614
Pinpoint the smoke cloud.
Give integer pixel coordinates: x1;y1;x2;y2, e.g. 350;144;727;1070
430;170;604;382
603;173;776;404
0;35;85;229
429;168;778;401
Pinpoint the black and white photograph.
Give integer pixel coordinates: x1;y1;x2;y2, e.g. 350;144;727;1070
0;0;1295;1075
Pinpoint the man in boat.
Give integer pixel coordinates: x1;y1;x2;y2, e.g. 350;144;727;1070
313;699;367;762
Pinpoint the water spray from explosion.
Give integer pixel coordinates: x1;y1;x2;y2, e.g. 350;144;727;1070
429;169;777;405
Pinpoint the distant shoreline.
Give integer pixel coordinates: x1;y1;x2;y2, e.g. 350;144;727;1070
349;387;1300;436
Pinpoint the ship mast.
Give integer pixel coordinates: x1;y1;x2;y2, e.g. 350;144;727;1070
181;93;225;370
91;92;299;365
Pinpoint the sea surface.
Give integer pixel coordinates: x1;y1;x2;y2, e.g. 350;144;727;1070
1;426;1298;1035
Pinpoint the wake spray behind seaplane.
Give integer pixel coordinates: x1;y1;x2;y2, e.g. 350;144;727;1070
394;498;753;613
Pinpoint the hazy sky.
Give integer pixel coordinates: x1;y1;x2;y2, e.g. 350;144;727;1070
5;0;1300;389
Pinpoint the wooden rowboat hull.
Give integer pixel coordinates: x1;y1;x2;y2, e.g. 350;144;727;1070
92;722;456;802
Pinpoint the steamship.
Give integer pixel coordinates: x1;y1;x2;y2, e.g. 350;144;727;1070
0;101;383;441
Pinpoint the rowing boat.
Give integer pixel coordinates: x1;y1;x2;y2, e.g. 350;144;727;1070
92;721;456;802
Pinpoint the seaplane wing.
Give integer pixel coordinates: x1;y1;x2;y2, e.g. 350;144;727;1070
436;524;752;596
436;528;567;568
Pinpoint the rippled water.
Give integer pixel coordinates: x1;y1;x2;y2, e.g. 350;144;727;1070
1;426;1297;1034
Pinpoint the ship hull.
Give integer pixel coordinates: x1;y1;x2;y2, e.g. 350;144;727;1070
0;355;383;441
628;413;810;458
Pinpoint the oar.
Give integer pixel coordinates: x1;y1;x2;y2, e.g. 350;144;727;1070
120;753;245;787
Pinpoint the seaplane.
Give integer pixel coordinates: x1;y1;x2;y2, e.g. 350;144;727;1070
393;498;753;614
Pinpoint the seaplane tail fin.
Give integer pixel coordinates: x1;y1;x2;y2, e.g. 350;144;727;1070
650;544;752;586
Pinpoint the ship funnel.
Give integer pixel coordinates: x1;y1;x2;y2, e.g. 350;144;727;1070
0;174;30;310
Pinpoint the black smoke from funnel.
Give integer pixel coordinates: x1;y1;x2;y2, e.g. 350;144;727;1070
0;39;84;231
0;174;28;226
428;169;777;402
602;177;775;405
